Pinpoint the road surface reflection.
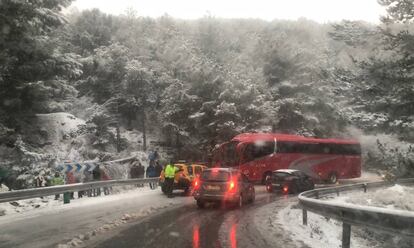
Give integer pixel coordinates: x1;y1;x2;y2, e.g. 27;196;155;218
193;224;199;248
230;223;237;248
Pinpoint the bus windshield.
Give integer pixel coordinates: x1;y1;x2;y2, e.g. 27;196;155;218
214;141;239;167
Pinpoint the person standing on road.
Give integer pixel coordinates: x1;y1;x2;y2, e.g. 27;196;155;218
51;172;64;200
137;162;145;187
130;162;137;178
34;172;47;188
155;161;163;177
164;161;178;198
146;163;156;189
65;171;76;199
81;170;93;197
101;169;112;195
148;149;159;167
130;161;140;187
92;165;102;196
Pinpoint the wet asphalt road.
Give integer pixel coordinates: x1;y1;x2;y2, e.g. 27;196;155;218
0;175;379;248
90;187;299;248
90;176;382;248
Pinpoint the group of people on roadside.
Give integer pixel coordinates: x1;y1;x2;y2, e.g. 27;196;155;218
36;165;112;200
129;150;163;189
32;149;166;200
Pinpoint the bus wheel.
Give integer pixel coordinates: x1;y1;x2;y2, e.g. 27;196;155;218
328;172;337;184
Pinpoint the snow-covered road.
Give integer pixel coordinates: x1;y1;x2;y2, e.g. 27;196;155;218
0;188;189;248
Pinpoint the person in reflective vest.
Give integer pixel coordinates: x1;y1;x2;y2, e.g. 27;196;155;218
164;161;178;198
51;172;64;200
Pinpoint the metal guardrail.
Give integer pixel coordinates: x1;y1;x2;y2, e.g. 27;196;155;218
0;178;160;203
298;179;414;248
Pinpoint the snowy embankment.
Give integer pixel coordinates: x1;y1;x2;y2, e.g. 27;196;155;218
0;185;151;217
326;184;414;211
0;186;187;248
272;184;414;248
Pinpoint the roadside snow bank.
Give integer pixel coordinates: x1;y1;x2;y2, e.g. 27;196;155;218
277;203;374;248
284;184;414;248
0;185;152;217
253;197;308;248
325;184;414;211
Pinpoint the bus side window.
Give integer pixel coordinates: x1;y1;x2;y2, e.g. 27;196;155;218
243;141;274;163
321;144;330;154
252;141;274;159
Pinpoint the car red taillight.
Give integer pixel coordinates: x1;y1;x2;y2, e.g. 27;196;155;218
228;179;237;192
193;178;200;190
282;185;289;194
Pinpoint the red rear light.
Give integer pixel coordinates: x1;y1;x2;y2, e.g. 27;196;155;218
228;179;237;192
282;185;289;193
229;181;235;190
194;178;200;189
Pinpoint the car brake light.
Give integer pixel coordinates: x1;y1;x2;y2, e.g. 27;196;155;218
230;181;235;189
228;179;236;192
282;185;289;193
194;178;200;189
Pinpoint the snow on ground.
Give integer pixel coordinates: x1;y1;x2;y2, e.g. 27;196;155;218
253;198;373;248
276;203;375;248
0;185;152;217
272;184;414;248
36;112;85;154
0;183;187;248
252;196;309;248
324;184;414;211
360;171;382;181
57;199;176;248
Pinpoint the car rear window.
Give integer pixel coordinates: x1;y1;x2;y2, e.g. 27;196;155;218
273;172;292;178
201;170;230;182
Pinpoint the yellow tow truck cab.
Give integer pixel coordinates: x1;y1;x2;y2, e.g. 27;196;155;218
160;163;207;194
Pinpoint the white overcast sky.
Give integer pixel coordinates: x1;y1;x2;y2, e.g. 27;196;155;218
69;0;386;23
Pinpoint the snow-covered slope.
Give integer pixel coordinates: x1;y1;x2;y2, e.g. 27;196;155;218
274;185;414;248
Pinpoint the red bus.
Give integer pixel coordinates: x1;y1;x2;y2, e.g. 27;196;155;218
212;133;361;184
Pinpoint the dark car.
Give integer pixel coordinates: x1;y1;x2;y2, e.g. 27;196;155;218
266;169;314;194
193;168;255;208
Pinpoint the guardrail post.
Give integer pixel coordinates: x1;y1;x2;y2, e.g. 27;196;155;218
302;209;308;226
315;191;319;199
363;183;367;193
342;223;351;248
